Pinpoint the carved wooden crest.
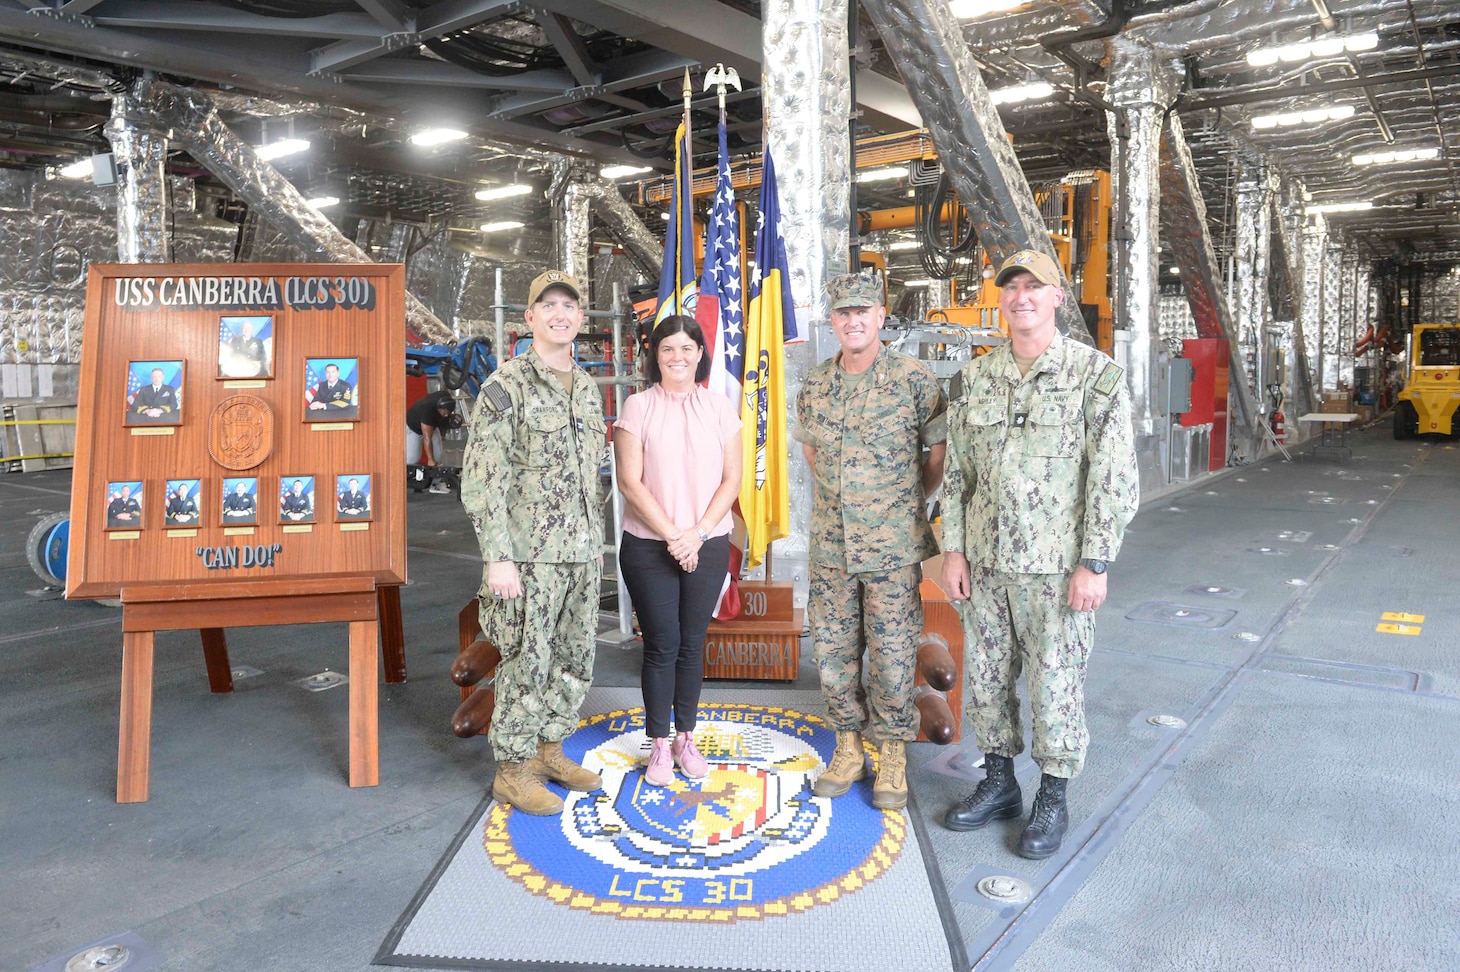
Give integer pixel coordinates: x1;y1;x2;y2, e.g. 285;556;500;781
209;395;274;470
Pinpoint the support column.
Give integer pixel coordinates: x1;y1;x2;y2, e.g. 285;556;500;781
556;176;594;283
1159;112;1260;454
1302;219;1329;393
860;0;1090;343
1233;160;1270;439
1108;38;1178;485
1274;179;1319;421
762;0;853;594
1343;257;1365;391
1321;238;1343;392
105;94;170;264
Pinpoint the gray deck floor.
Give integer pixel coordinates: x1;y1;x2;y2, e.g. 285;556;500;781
3;423;1457;971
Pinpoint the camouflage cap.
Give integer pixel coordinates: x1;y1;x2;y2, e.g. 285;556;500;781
826;271;885;309
994;249;1063;287
527;269;582;306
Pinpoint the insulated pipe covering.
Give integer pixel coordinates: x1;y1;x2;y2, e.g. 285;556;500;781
1107;39;1175;457
1321;238;1342;393
1273;182;1318;421
762;0;853;590
105;94;170;264
557;178;593;283
1233;164;1269;430
125;79;452;343
861;0;1091;345
1159;113;1259;444
575;178;663;278
1301;223;1328;394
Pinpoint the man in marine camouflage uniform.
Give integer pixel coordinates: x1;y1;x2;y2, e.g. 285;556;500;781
461;269;607;815
940;250;1139;858
794;270;947;810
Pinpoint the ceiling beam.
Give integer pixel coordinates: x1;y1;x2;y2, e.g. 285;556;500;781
311;0;527;75
352;0;413;33
342;59;574;90
91;2;385;38
538;0;920;132
1179;61;1460;111
563;85;757;136
489;48;695;118
0;6;664;164
535;9;598;87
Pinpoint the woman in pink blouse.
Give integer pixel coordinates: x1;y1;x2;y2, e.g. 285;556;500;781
614;315;743;786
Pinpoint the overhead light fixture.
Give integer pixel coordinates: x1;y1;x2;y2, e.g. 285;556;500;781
949;0;1028;19
1245;31;1378;67
660;212;671;221
857;166;909;183
886;240;921;251
254;138;310;162
306;195;341;209
1309;201;1373;214
480;220;524;232
410;128;468;147
58;158;93;179
990;81;1055;105
600;164;653;180
1251;104;1354;130
902;279;936;288
1352;148;1441;166
475;183;534;202
1168;265;1182;274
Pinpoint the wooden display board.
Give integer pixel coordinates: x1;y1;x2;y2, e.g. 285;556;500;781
66;263;407;802
703;581;804;681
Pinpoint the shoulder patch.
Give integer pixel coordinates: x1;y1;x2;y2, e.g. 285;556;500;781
482;382;513;413
1093;360;1123;397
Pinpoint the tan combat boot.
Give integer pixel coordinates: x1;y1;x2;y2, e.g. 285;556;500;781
873;739;908;810
492;760;564;815
527;740;603;792
813;730;867;797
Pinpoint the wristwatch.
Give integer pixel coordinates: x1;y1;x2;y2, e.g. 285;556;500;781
695;527;710;542
1079;558;1108;574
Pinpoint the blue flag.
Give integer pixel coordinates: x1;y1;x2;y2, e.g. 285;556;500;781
740;147;794;566
655;121;698;322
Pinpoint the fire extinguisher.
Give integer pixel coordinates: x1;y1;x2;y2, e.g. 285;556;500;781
1271;408;1286;443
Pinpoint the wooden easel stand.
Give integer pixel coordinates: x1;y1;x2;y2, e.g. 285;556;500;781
115;574;405;803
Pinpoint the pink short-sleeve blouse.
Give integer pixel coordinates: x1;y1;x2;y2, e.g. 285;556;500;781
615;384;742;541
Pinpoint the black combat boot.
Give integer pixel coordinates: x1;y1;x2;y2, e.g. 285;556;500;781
943;753;1022;831
1016;774;1068;859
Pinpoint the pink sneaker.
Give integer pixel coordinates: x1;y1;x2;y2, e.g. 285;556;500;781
645;737;674;786
672;732;708;780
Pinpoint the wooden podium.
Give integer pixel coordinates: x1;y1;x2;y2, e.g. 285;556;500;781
703;581;804;681
67;263;408;802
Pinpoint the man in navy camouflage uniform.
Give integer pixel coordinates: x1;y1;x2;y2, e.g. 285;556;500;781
940;249;1139;858
794;270;946;811
461;270;607;815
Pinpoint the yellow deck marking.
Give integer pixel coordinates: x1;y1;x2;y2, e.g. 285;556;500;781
1376;623;1421;636
1380;612;1425;623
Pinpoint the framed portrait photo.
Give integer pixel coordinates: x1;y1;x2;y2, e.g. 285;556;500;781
163;478;203;527
104;480;144;531
124;360;184;427
279;475;316;524
218;315;274;379
335;474;372;522
220;476;260;527
304;357;360;421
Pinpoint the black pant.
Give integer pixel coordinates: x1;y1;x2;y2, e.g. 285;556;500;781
619;531;729;739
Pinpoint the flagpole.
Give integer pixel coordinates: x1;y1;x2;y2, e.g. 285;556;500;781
678;68;694;316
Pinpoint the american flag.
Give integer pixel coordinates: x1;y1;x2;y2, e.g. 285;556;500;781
695;120;744;404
